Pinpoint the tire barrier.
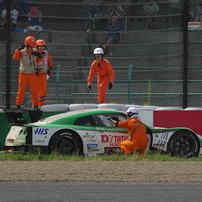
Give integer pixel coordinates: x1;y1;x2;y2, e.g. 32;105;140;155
40;104;69;112
68;104;98;111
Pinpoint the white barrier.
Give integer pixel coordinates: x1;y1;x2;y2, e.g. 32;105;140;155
40;104;69;112
155;107;183;111
97;104;127;111
184;108;202;111
69;104;98;111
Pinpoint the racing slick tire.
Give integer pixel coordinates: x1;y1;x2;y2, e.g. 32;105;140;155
167;130;200;158
68;104;98;111
48;130;83;155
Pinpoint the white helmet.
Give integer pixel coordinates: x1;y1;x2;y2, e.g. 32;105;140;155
126;107;139;118
93;48;104;55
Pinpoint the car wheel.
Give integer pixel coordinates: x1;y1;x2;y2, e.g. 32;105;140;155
49;130;83;155
167;130;199;157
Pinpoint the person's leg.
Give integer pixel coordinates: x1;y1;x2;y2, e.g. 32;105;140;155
131;138;148;155
16;72;28;106
98;82;106;103
104;36;114;55
105;36;113;46
108;43;113;55
97;77;109;103
38;74;47;107
28;73;39;107
34;27;39;39
120;140;135;155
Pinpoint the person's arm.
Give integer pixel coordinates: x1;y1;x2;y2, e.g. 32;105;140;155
87;63;95;86
13;49;22;60
110;119;118;126
11;9;18;22
109;119;128;128
28;12;32;21
47;53;53;74
38;11;42;21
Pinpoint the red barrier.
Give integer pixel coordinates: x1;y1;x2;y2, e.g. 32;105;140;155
154;111;202;136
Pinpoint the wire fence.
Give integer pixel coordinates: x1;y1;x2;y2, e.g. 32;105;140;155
0;0;202;108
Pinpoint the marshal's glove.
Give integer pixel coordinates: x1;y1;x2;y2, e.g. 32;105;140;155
18;44;25;50
32;51;42;58
47;69;53;76
108;82;113;90
87;85;91;93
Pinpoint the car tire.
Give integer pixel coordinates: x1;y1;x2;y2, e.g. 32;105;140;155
49;130;83;155
167;130;200;157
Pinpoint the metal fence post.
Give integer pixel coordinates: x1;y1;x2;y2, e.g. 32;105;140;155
55;65;61;104
127;64;133;104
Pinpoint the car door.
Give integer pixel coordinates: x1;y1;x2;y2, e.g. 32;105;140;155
93;113;128;154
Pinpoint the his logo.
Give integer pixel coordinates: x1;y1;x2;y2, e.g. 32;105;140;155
34;128;49;135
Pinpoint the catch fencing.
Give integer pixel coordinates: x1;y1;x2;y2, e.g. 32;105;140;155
0;0;201;108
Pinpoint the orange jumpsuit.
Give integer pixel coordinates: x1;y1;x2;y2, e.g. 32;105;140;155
117;117;148;155
36;51;53;107
13;48;43;106
87;59;115;103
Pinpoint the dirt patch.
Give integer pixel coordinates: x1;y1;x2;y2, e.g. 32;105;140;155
0;161;201;184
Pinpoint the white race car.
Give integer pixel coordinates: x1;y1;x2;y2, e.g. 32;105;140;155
3;108;202;157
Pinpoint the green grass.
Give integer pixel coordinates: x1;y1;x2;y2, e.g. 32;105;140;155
0;150;201;161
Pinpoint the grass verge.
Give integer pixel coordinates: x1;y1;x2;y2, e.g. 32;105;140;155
0;150;201;161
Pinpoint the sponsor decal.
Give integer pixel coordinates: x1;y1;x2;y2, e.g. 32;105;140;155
101;135;128;146
159;132;169;140
95;127;126;132
35;140;45;143
34;128;49;135
105;147;121;153
87;144;98;147
153;143;165;147
85;139;97;143
88;148;100;152
83;134;94;138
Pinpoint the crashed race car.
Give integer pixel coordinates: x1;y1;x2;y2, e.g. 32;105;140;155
3;108;202;157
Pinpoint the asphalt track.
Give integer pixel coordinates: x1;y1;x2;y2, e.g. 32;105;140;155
0;183;202;202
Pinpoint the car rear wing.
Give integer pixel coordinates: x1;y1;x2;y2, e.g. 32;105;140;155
2;109;42;124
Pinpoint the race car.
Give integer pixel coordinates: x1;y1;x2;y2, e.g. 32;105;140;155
3;108;202;157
